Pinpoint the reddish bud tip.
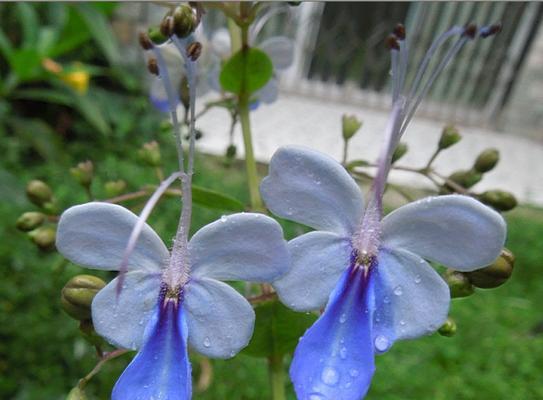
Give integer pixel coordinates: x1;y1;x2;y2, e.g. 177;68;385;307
463;23;478;39
385;34;400;50
393;23;406;40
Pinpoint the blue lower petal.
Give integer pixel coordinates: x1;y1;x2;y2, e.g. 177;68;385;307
290;261;375;400
112;293;192;400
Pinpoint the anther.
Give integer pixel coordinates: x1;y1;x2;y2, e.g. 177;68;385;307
480;23;502;38
385;34;400;50
186;41;202;61
463;23;478;39
138;31;154;51
160;14;175;38
147;58;159;76
393;23;406;40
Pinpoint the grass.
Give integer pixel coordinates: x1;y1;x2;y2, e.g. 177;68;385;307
1;145;542;399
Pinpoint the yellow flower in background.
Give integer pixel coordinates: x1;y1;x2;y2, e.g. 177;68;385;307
42;58;90;94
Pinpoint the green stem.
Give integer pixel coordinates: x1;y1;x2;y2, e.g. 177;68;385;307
268;353;286;400
238;22;263;210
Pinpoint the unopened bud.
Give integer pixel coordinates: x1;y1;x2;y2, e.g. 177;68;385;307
70;160;94;187
393;23;406;40
226;144;237;160
391;142;408;164
172;5;197;38
147;58;159;76
342;114;362;140
66;386;88;400
438;125;462;150
28;226;56;251
42;200;59;215
444;269;474;298
61;275;106;321
138;141;162;167
463;23;478;39
26;180;53;206
478;190;517;212
447;169;482;191
16;212;45;231
473;148;499;173
466;248;514;289
104;180;127;198
148;27;167;45
187;41;202;61
385;34;400;50
138;31;154;50
480;23;502;38
438;317;457;337
160;14;175;38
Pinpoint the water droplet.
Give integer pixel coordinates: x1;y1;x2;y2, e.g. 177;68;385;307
229;350;236;357
383;296;390;304
414;275;422;284
339;313;347;323
308;394;325;400
399;320;406;326
339;346;347;359
203;337;211;348
344;381;352;389
349;368;359;377
393;285;403;296
220;215;227;222
374;335;390;352
321;366;340;386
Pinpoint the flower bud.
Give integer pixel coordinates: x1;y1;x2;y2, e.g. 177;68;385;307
473;148;499;173
438;125;462;150
138;141;162;167
447;169;482;191
342;114;362;141
438;317;457;337
160;14;175;38
104;180;127;198
172;4;197;38
443;269;474;298
70;160;94;187
466;248;514;289
391;142;408;164
42;200;59;215
226;144;237;160
26;180;53;206
147;58;159;76
67;386;88;400
28;226;56;251
148;27;167;45
138;31;154;50
478;190;517;212
16;211;45;232
187;41;202;62
61;275;106;321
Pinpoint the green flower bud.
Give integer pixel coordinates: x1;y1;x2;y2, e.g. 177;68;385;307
478;190;517;212
438;125;462;150
172;5;197;38
16;211;45;232
466;248;514;289
473;148;499;173
148;27;167;45
443;269;474;298
226;144;237;160
138;31;154;50
61;275;106;321
438;317;457;337
70;160;94;187
66;386;88;400
138;141;162;167
391;142;408;164
42;200;59;215
104;180;127;198
342;114;362;141
26;180;53;206
28;226;56;251
447;169;482;191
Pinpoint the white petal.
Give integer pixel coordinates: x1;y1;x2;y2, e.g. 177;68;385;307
183;278;254;358
255;76;279;104
210;28;232;59
259;36;294;70
189;212;289;282
381;195;506;271
273;231;352;312
57;203;169;272
261;146;364;235
92;271;162;350
372;248;450;343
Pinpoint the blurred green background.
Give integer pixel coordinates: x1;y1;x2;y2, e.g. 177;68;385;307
1;3;542;399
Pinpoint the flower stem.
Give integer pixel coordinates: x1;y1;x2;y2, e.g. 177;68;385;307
238;23;263;211
268;353;286;400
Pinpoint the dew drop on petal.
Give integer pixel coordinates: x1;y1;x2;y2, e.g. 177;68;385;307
203;337;211;348
339;313;347;323
339;346;347;359
308;394;326;400
321;366;340;386
400;319;406;326
383;296;390;304
393;285;403;296
374;335;390;352
349;368;359;377
220;215;227;222
414;274;422;284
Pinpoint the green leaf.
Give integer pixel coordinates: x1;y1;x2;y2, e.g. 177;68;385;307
219;48;273;94
16;3;39;48
73;3;120;65
192;185;245;212
13;88;73;105
243;300;317;358
10;48;42;81
346;159;370;170
9;117;65;163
